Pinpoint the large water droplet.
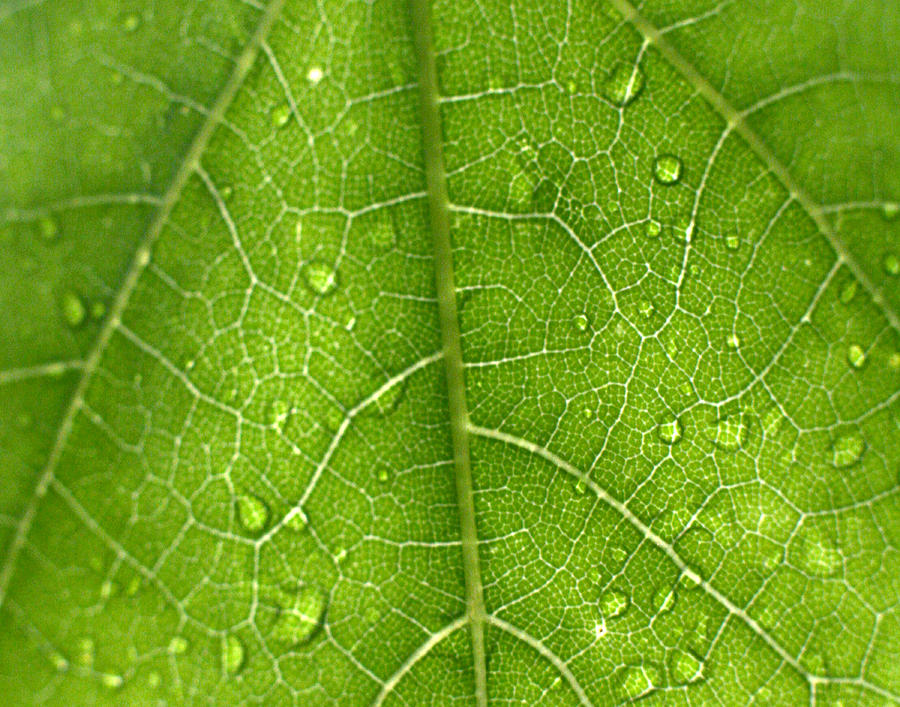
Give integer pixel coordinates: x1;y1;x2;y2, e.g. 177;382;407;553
847;344;866;369
797;531;842;578
61;291;86;328
669;649;704;685
598;589;629;618
573;314;589;331
302;261;338;296
657;417;682;445
168;636;189;655
223;635;246;675
122;13;141;32
237;494;270;534
620;665;656;700
705;413;750;451
604;63;645;107
272;584;327;647
653;154;683;185
830;432;865;468
883;253;899;276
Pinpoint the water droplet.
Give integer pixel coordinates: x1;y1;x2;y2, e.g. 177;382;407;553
847;344;866;369
266;399;291;432
653;154;683;185
882;203;899;221
657;417;682;445
883;253;900;276
168;636;189;655
839;280;858;304
307;66;324;84
284;506;308;532
638;299;654;317
272;103;291;128
598;589;629;618
99;579;116;600
370;222;396;249
889;352;900;370
653;584;675;613
363;606;381;624
830;432;865;468
76;637;94;667
101;673;124;689
38;215;59;241
725;234;740;250
49;651;69;672
223;635;245;675
125;576;142;596
645;220;661;238
573;314;589;331
122;13;141;32
705;413;750;451
604;63;645;107
796;528;842;578
566;79;577;94
620;665;656;700
377;469;389;483
237;494;270;534
61;291;86;328
669;649;704;685
726;334;741;350
272;585;327;647
147;671;161;689
302;261;338;296
761;405;783;435
90;301;107;320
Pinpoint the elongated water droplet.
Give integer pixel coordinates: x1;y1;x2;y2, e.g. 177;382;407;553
147;671;161;689
223;635;245;675
604;63;645;107
573;314;589;331
598;589;629;618
377;468;389;483
839;280;858;304
653;154;683;185
883;253;900;276
61;291;86;328
845;344;866;369
237;494;269;534
272;103;291;128
705;413;750;451
889;353;900;370
101;673;124;690
284;506;308;532
761;405;783;435
669;649;704;685
38;215;59;241
272;585;327;647
653;584;676;613
302;261;338;296
657;417;682;445
726;334;741;350
266;399;291;432
168;636;189;655
830;432;865;468
621;665;656;700
76;637;94;667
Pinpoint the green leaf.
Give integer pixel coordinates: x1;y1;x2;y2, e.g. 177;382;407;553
1;0;899;704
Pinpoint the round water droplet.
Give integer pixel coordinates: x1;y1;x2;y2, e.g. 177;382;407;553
101;673;124;690
377;468;389;483
363;606;381;624
830;432;865;468
307;66;324;84
61;291;86;328
168;636;189;655
705;413;750;451
839;280;858;304
223;635;245;675
302;261;338;296
889;353;900;370
603;63;645;107
725;234;740;251
237;494;270;534
653;154;683;185
882;203;899;221
847;344;866;369
798;532;842;578
669;649;704;685
645;220;661;238
598;589;629;618
726;334;741;350
272;103;291;128
122;13;141;32
284;506;308;532
370;222;396;249
573;314;589;331
38;215;59;241
620;665;656;700
90;301;107;320
657;417;682;445
883;253;900;276
266;399;291;432
272;584;327;647
49;651;69;672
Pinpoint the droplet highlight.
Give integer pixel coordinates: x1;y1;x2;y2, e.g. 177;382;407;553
167;636;189;655
830;432;865;468
573;314;589;331
237;494;270;534
223;635;246;675
657;417;682;445
604;63;645;107
621;665;656;700
302;261;338;296
598;589;629;618
653;154;683;185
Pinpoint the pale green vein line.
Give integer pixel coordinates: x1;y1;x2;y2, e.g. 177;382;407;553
410;0;488;705
0;360;84;386
1;193;162;223
0;0;287;611
606;0;900;334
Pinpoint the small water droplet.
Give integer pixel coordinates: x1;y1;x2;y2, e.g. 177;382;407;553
657;417;682;445
604;63;645;107
147;671;161;689
284;506;308;532
566;78;577;94
61;291;86;328
363;606;380;624
76;637;94;667
598;589;629;618
307;66;324;84
237;494;270;534
705;413;750;451
122;13;141;32
725;234;740;251
796;528;842;578
101;673;124;690
223;635;245;675
645;220;661;238
830;432;865;468
839;280;858;304
266;399;291;432
168;636;189;655
653;154;683;185
883;253;900;276
621;665;656;700
726;334;741;350
377;469;389;483
272;585;327;647
889;353;900;370
90;301;107;320
302;261;338;296
653;584;676;613
573;314;589;331
882;203;899;220
669;649;704;685
638;299;654;317
126;576;141;596
49;651;69;672
99;579;116;600
272;103;291;128
38;215;59;241
847;344;866;369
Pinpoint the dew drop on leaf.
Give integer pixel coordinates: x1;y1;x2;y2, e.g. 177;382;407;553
272;103;291;128
76;637;94;667
653;154;683;185
657;417;683;445
284;506;308;532
377;468;389;483
620;665;656;700
882;202;899;220
272;585;327;647
725;234;740;250
669;649;704;685
598;589;629;618
168;636;189;655
830;432;865;468
237;494;270;534
122;13;141;32
302;261;338;296
266;399;291;432
38;215;58;241
839;280;858;304
307;66;324;84
795;528;842;578
573;314;589;331
49;651;68;672
101;673;124;690
653;584;676;613
61;291;86;328
705;413;750;451
726;334;741;350
603;63;645;107
883;253;900;276
847;344;866;369
90;301;107;320
223;635;245;675
645;219;661;238
147;671;161;689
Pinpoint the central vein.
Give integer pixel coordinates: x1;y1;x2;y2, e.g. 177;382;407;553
409;0;488;703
